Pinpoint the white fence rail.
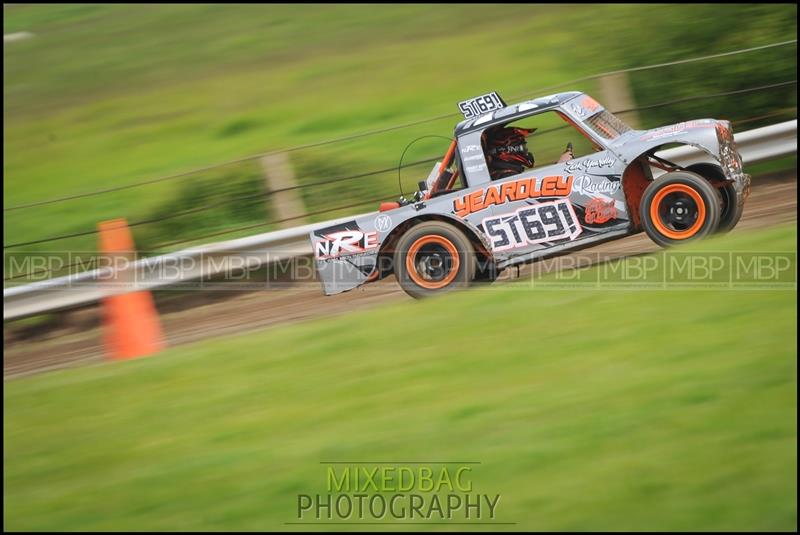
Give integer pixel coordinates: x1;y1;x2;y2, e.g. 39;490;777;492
4;120;796;320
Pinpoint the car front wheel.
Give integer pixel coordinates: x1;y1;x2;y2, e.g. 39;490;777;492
640;171;721;248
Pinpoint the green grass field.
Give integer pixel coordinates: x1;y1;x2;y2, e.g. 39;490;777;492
3;4;600;255
4;224;796;531
4;4;796;259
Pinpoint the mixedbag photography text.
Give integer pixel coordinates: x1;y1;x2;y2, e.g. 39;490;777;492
296;464;502;522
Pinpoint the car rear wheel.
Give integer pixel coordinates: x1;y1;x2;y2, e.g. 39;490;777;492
640;171;720;248
394;221;476;299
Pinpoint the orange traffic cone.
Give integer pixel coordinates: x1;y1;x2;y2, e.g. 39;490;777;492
98;218;165;360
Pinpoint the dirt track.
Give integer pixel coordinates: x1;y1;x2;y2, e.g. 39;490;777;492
4;174;797;379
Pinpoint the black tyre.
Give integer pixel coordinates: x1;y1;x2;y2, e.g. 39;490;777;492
640;171;721;248
685;163;744;234
472;256;500;285
394;221;476;299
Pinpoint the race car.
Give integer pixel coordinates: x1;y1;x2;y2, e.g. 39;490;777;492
309;91;751;298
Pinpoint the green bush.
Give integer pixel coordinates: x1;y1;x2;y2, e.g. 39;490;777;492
134;161;270;252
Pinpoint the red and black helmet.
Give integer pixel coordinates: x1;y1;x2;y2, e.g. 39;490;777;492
484;126;535;179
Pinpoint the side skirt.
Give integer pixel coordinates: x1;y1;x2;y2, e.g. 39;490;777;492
496;227;636;270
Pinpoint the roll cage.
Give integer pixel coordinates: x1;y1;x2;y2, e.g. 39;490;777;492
426;92;631;198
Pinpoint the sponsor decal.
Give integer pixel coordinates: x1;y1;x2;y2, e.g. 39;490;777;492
580;95;601;113
315;230;378;259
573;174;621;196
564;156;616;173
584;198;618;224
568;96;602;119
462;154;485;162
466;163;487;173
460;144;482;154
482;199;582;252
374;214;392;233
453;175;574;217
568;102;587;118
640;120;714;141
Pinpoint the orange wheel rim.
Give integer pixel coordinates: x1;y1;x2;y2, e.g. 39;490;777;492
650;184;706;239
405;235;460;290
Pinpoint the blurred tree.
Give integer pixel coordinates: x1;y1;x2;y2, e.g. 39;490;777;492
575;4;797;129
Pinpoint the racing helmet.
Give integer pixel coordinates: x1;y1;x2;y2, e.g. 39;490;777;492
484;126;535;180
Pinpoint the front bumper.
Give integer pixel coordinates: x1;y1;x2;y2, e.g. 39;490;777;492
736;173;752;208
716;121;750;207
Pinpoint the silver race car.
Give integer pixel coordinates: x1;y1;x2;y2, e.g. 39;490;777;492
310;91;751;298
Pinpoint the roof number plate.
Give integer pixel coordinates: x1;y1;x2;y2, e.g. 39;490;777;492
458;92;505;119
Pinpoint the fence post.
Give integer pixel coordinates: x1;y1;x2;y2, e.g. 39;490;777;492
597;72;642;129
261;152;307;229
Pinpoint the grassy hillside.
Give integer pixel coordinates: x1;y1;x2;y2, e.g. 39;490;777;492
3;4;595;254
4;224;796;531
4;4;796;259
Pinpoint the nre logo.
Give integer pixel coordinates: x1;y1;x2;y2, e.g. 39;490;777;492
315;230;379;259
